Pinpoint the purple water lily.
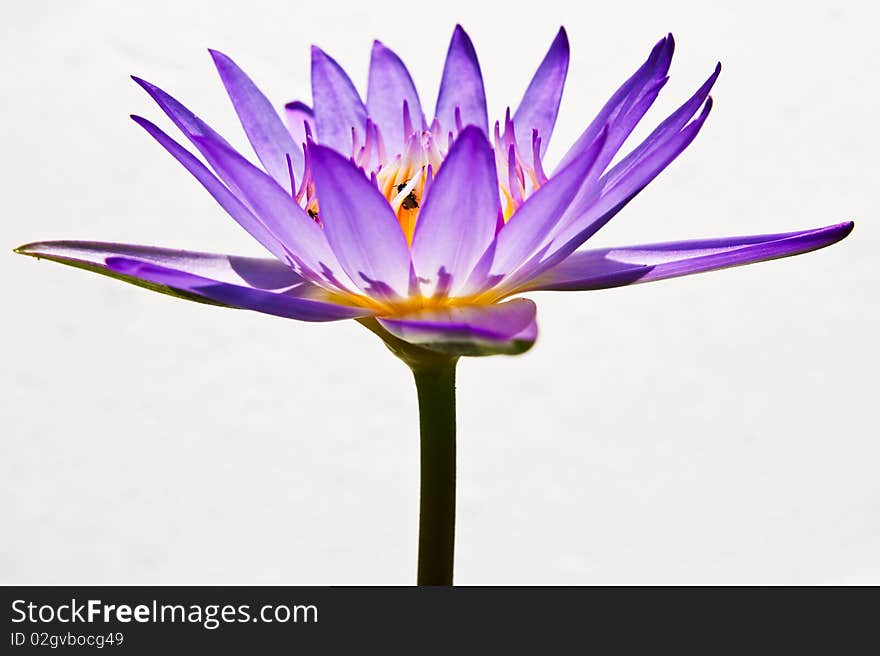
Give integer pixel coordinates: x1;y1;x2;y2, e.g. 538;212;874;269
15;26;851;355
15;26;852;584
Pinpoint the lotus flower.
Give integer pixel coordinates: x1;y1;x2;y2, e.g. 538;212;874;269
14;26;852;584
15;26;852;355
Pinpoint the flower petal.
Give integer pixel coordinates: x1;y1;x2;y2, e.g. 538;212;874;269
377;298;537;356
308;144;413;299
367;40;424;151
131;76;242;193
554;34;674;174
311;46;368;154
131;115;293;265
601;63;721;191
434;25;488;135
519;222;854;292
209;49;304;187
487;129;608;283
512;27;569;158
514;96;715;285
284;101;315;147
410;126;500;297
104;257;370;321
14;240;307;289
193;136;355;292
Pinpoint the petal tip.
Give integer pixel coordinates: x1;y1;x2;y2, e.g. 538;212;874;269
555;26;570;49
836;220;855;239
284;100;311;112
13;242;37;256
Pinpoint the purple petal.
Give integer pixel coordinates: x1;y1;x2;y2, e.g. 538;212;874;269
209;49;304;187
308;144;413;299
518;222;854;292
434;25;489;135
132;75;228;145
131;115;294;265
284;101;315;147
488;129;608;282
14;240;308;290
554;34;674;174
541;66;719;255
104;257;370;321
512;27;569;158
311;46;368;153
602;63;721;191
515;96;715;285
410;126;500;297
131;76;242;193
193;135;354;291
377;298;537;356
367;41;424;151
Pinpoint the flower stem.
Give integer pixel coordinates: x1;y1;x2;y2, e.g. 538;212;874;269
411;359;457;586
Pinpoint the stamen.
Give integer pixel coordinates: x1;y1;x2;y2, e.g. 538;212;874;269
285;153;296;198
402;99;413;140
507;144;524;207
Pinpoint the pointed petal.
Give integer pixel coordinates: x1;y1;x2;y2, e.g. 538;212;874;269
488;129;608;281
434;25;489;135
284;100;315;146
410;126;500;297
14;240;309;289
131;76;242;193
209;49;304;186
367;41;424;151
309;144;413;299
131;115;294;265
193;135;354;292
377;298;537;356
103;257;369;321
516;96;715;285
311;46;368;153
554;34;674;174
519;222;854;292
602;63;721;191
512;27;569;157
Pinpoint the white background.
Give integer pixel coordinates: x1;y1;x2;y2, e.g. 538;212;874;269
2;0;877;584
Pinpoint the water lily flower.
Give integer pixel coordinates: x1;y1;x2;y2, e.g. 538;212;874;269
15;26;852;585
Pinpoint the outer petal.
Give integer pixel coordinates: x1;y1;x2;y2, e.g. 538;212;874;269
14;240;307;290
553;64;718;237
308;144;413;299
367;41;424;151
487;129;608;282
377;298;537;356
131;115;293;265
512;97;715;286
209;49;304;187
104;257;371;322
131;76;243;195
601;63;721;191
311;46;368;153
410;126;500;297
193;136;354;292
284;101;315;146
512;27;569;158
554;34;674;174
518;222;854;292
434;25;489;135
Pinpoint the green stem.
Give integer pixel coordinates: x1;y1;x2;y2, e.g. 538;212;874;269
356;318;460;585
412;360;458;586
